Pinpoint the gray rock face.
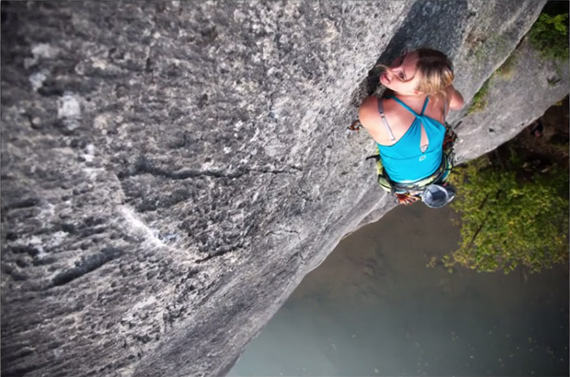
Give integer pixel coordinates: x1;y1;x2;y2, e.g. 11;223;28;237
455;35;570;162
1;1;565;376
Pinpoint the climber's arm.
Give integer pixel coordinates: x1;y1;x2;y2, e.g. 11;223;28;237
447;85;464;110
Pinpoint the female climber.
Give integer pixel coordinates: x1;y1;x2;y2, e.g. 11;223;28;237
358;47;464;206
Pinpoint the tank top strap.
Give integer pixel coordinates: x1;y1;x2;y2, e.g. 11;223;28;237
388;96;430;117
387;95;418;116
420;97;429;115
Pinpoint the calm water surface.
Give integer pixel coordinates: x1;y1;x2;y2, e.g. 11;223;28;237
229;203;569;376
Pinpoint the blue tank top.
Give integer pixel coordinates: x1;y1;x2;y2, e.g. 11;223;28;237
377;96;446;183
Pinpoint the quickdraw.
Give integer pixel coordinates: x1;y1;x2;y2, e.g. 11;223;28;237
347;120;362;132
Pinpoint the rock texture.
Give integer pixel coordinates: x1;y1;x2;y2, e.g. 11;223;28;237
1;1;566;376
454;35;570;162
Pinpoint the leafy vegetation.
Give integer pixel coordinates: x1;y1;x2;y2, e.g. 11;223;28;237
528;3;569;62
443;143;569;274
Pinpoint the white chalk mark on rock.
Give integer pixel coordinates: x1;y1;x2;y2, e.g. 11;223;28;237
29;70;49;91
118;205;167;249
57;92;82;131
24;43;60;68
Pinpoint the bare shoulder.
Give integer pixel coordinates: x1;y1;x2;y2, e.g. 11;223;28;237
358;96;409;144
359;96;401;123
358;96;389;143
358;96;380;131
358;96;379;119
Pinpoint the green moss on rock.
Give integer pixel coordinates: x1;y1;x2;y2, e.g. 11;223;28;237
468;78;492;114
495;53;517;79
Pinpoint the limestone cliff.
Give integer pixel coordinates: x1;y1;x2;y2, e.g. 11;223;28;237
1;1;567;376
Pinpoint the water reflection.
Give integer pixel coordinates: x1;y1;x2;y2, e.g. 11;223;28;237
229;204;569;376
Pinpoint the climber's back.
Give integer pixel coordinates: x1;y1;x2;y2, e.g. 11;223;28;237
358;48;464;183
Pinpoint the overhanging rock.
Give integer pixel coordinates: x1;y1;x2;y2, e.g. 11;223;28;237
1;1;565;377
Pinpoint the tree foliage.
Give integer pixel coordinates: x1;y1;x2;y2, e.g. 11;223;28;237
529;4;569;62
444;147;569;274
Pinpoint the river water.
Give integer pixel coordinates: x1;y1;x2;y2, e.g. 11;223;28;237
228;203;569;376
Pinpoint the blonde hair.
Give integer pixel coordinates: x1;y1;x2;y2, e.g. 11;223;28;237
377;47;454;101
414;48;454;99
